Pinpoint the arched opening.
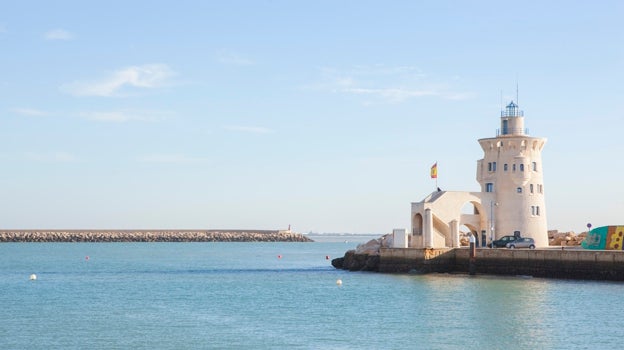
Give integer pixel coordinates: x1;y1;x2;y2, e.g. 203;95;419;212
459;224;477;247
460;200;488;247
461;202;479;215
412;213;423;236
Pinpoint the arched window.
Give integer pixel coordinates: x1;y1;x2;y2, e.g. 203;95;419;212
517;187;522;193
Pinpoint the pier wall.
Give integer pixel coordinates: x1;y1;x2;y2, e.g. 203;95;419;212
377;248;624;281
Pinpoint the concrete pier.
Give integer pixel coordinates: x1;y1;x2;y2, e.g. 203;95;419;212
333;247;624;281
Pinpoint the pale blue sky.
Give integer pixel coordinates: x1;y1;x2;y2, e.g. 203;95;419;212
1;1;622;233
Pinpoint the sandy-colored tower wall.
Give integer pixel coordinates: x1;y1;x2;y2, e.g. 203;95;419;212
476;103;548;247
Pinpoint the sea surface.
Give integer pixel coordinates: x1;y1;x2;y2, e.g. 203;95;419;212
0;235;621;349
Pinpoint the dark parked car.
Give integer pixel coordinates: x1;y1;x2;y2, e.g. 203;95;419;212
506;237;536;249
490;235;518;248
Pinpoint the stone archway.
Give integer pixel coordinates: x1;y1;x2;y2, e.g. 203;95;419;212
411;191;490;249
459;224;478;246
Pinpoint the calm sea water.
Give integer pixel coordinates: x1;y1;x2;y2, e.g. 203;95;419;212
0;236;621;349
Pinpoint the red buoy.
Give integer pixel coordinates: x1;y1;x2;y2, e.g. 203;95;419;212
277;255;282;259
325;255;330;260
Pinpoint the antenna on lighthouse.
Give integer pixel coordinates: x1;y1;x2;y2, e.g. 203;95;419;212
516;75;519;106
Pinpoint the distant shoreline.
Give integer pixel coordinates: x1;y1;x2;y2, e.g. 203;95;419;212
0;230;313;243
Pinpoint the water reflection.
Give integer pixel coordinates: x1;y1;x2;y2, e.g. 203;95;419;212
387;274;622;349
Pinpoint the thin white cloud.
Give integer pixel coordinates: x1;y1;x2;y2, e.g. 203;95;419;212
10;107;49;116
344;87;438;103
223;125;274;134
443;92;477;101
312;65;474;103
348;64;426;77
80;110;170;123
137;154;208;164
216;49;254;65
25;151;78;163
44;29;74;41
61;63;174;97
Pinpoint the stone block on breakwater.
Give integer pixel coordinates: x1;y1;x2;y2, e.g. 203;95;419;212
331;250;379;272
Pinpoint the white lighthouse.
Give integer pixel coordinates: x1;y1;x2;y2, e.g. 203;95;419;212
476;101;548;247
408;101;549;249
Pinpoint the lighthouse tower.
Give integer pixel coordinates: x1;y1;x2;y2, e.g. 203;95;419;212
477;101;548;247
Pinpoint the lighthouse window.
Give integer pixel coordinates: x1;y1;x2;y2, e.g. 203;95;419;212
486;183;493;192
512;164;516;172
488;162;492;171
492;162;497;171
520;164;525;172
531;206;535;215
530;184;534;193
532;162;537;171
517;187;522;193
536;206;540;215
504;164;508;171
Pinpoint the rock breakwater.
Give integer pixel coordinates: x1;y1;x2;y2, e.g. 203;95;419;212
0;230;313;243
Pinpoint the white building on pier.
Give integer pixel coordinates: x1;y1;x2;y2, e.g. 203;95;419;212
407;101;548;248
